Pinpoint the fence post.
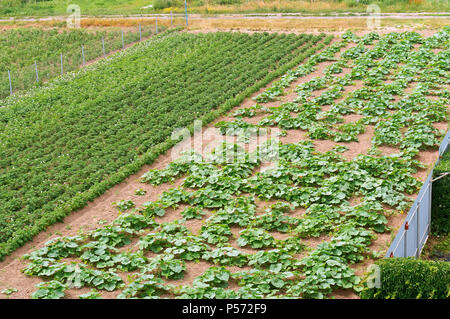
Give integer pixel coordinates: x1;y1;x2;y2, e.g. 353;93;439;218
185;0;188;26
139;24;142;41
8;70;12;95
404;221;408;257
81;45;85;65
121;30;124;49
102;37;106;57
416;201;420;257
60;53;63;75
428;179;432;241
156;18;158;34
35;61;39;83
170;11;173;27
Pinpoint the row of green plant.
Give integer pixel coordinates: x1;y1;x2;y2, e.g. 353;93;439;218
227;29;449;161
0;30;329;261
19;143;421;298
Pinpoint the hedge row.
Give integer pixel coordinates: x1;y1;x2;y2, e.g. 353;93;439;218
360;258;450;299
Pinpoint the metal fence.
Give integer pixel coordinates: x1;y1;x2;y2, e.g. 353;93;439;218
385;129;450;258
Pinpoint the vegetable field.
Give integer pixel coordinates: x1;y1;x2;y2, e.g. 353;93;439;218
1;28;447;299
0;26;162;98
0;30;329;261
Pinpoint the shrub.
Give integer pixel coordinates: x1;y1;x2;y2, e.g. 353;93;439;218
360;258;450;299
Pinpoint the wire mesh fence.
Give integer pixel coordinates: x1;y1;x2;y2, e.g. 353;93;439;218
386;129;450;258
0;23;165;99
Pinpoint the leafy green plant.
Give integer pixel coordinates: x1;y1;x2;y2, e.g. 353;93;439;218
1;288;18;296
232;269;295;296
135;189;147;196
143;255;186;280
32;280;67;299
248;249;300;272
118;274;168;299
193;267;231;288
181;207;206;220
237;228;276;249
200;224;233;246
202;246;248;267
79;289;103;299
112;200;135;212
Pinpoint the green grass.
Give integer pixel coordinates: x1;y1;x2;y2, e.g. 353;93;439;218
0;0;448;17
0;0;153;16
422;234;450;261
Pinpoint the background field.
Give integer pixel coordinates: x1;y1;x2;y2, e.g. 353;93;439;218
0;24;162;98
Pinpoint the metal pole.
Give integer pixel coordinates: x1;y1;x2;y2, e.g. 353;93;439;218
139;24;142;41
185;0;188;26
121;30;124;49
416;202;420;258
60;53;63;75
81;45;85;65
102;37;105;57
428;181;432;242
404;222;408;257
170;11;173;27
156;18;158;34
35;61;39;83
8;70;12;95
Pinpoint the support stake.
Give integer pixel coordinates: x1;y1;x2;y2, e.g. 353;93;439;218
8;70;12;95
35;61;39;83
102;37;106;57
60;53;63;75
81;45;85;65
185;0;188;26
